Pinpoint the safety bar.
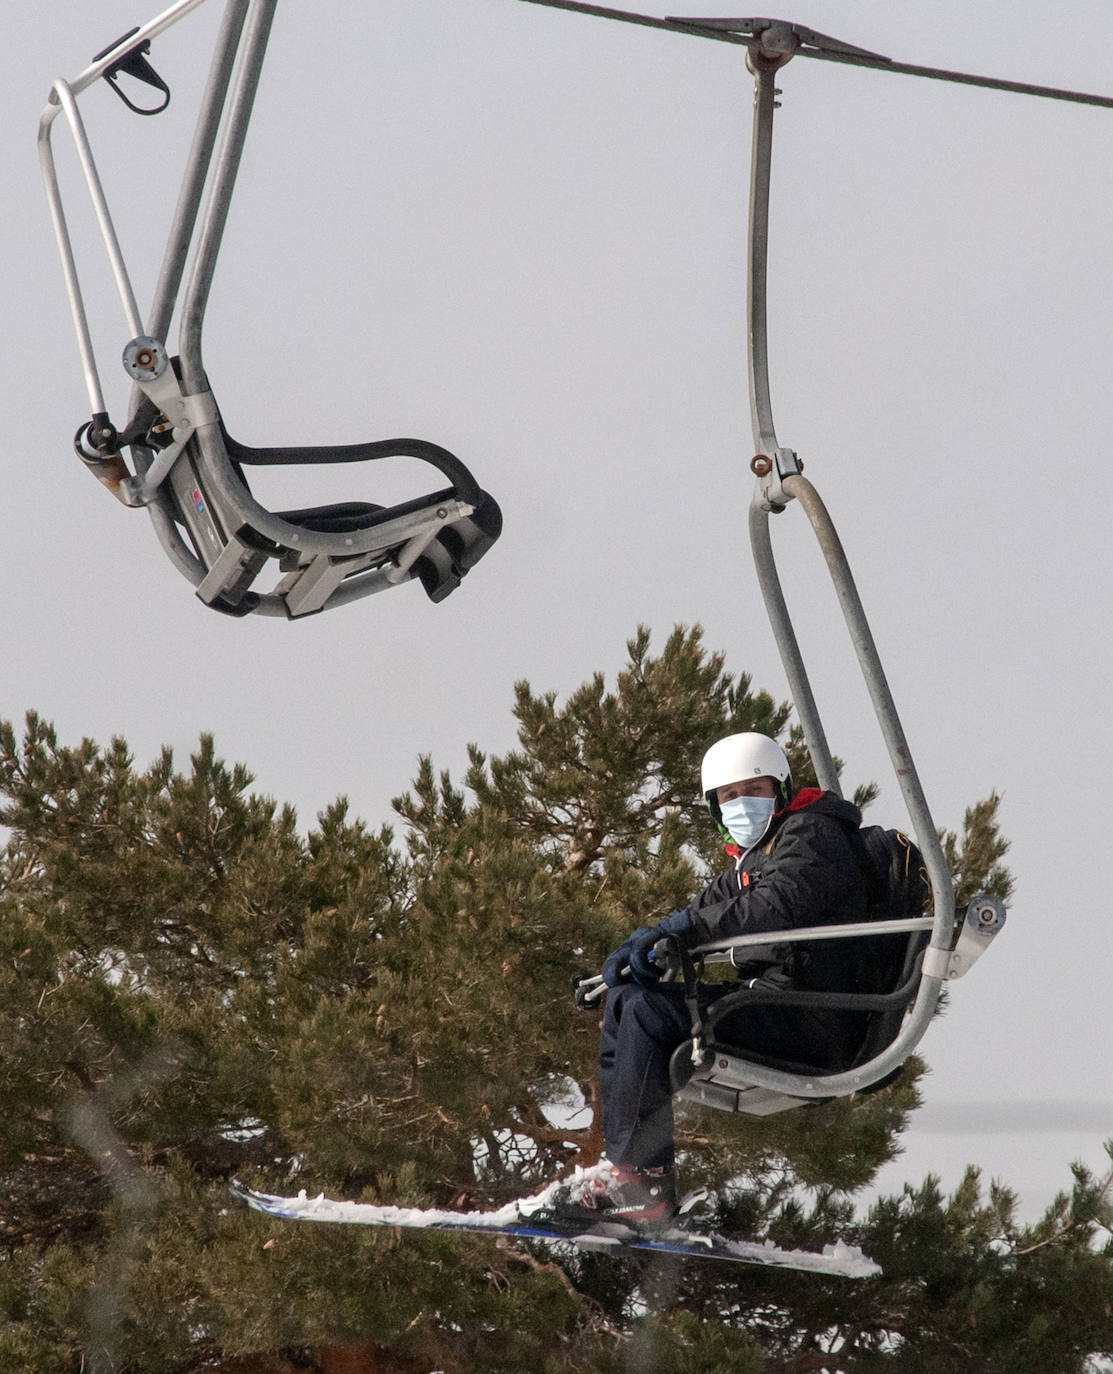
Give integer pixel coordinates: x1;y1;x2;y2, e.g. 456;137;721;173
38;0;213;420
695;915;935;956
573;915;933;1008
731;47;960;1100
573;888;1003;1015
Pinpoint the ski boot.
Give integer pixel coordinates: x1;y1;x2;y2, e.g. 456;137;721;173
522;1158;678;1231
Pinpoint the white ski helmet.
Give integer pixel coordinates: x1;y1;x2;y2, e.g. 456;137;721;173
700;732;792;819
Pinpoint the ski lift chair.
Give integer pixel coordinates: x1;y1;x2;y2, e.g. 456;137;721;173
566;20;1010;1115
667;915;934;1118
662;25;1009;1117
40;0;501;618
665;886;1006;1117
570;885;1004;1120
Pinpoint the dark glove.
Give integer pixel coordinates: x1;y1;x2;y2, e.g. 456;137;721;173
621;911;694;989
627;928;667;987
601;926;656;987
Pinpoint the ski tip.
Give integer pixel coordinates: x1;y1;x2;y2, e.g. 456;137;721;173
229;1180;277;1214
229;1180;259;1208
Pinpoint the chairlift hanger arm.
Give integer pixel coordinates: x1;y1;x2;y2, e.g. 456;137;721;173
732;14;1014;1101
693;915;935;956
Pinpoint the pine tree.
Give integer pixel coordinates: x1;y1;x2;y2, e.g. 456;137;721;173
2;627;1110;1372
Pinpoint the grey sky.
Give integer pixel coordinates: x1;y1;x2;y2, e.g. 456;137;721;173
9;0;1113;1220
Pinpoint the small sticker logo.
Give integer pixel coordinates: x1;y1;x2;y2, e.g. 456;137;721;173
192;488;206;514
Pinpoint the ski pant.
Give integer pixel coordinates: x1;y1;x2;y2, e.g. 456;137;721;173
599;981;858;1171
599;982;693;1171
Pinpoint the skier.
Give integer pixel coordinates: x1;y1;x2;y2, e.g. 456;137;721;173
537;731;871;1228
238;726;913;1276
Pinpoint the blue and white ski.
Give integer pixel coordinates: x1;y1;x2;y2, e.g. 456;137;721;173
231;1182;880;1278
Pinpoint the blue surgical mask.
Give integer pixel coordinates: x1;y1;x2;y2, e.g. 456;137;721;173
719;795;776;849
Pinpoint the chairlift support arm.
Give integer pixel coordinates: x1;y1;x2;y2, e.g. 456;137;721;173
735;41;960;1100
562;11;1020;1102
545;8;1031;1102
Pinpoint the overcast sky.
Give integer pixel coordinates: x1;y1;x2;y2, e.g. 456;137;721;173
9;0;1113;1221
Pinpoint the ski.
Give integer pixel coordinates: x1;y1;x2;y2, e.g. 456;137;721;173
231;1182;880;1278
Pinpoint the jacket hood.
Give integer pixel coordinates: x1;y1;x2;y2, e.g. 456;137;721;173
779;787;862;827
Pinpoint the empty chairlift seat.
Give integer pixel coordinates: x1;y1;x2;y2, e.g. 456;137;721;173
184;424;501;617
40;0;502;620
122;376;502;617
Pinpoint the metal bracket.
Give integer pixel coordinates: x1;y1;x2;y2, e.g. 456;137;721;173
121;335;220;497
93;26;172;115
195;532;268;608
383;524;446;585
677;1051;810;1115
921;894;1007;980
666;16;890;65
750;445;801;511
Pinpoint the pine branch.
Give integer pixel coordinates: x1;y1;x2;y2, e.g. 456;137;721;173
1012;1165;1113;1256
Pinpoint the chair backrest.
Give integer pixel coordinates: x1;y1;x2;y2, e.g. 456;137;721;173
670;923;929;1115
843;924;929;1086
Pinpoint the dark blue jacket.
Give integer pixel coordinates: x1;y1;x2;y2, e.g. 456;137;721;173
679;789;879;1067
687;788;867;969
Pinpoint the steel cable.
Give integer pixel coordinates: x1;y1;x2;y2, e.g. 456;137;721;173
511;0;1113;109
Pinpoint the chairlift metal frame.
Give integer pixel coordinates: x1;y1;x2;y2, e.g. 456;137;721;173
39;0;501;619
562;10;1097;1112
679;21;1010;1111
